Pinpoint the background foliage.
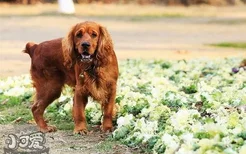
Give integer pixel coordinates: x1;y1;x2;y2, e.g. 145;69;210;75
1;0;246;5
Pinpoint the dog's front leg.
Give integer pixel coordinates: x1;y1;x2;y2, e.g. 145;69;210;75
101;83;117;132
73;87;88;135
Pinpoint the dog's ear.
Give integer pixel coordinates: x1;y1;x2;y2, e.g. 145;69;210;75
97;25;114;65
62;25;76;69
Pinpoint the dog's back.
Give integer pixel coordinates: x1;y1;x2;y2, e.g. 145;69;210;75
24;38;75;86
24;38;64;65
24;38;69;81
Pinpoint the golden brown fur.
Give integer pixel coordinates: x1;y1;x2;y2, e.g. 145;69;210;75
24;21;118;134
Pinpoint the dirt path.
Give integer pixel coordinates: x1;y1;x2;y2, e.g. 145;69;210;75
0;124;137;154
1;15;245;77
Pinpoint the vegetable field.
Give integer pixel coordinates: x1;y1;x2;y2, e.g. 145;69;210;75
0;58;246;154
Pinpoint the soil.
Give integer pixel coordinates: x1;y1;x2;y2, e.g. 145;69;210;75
0;124;136;154
0;3;245;154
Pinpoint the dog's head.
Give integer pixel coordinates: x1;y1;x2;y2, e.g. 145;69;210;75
62;21;113;68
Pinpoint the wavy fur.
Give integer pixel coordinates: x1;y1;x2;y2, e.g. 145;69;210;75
62;25;76;69
23;21;118;133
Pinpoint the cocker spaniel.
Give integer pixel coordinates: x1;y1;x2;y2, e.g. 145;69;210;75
24;21;118;134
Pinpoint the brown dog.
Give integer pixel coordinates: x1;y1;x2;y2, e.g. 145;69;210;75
24;21;118;134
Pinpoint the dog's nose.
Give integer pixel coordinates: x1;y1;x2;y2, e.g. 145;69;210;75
81;42;90;48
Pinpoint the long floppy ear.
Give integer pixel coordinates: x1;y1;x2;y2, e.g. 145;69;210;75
62;25;76;69
96;25;114;66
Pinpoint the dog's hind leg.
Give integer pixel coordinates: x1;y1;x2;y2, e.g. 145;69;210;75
31;79;63;132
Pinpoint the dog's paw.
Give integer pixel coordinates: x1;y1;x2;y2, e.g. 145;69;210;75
100;125;113;133
39;125;57;133
101;118;113;133
73;128;88;135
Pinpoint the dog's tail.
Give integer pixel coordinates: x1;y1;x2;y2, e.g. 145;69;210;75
23;42;37;58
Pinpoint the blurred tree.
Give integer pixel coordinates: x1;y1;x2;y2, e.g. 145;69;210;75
0;0;41;4
1;0;245;5
73;0;244;5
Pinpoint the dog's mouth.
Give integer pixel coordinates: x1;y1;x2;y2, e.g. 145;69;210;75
81;52;93;62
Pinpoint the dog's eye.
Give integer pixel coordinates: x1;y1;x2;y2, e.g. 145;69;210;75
76;31;83;38
92;33;97;38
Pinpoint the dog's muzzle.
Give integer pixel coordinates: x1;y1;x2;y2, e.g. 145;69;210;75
81;52;93;62
80;42;93;62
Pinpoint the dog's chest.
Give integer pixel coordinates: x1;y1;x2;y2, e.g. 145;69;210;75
77;70;108;101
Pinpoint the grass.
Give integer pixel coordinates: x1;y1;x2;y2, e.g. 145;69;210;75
96;139;116;153
209;42;246;49
0;94;74;130
96;138;142;154
0;95;32;124
0;94;104;131
0;11;185;20
207;19;246;25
